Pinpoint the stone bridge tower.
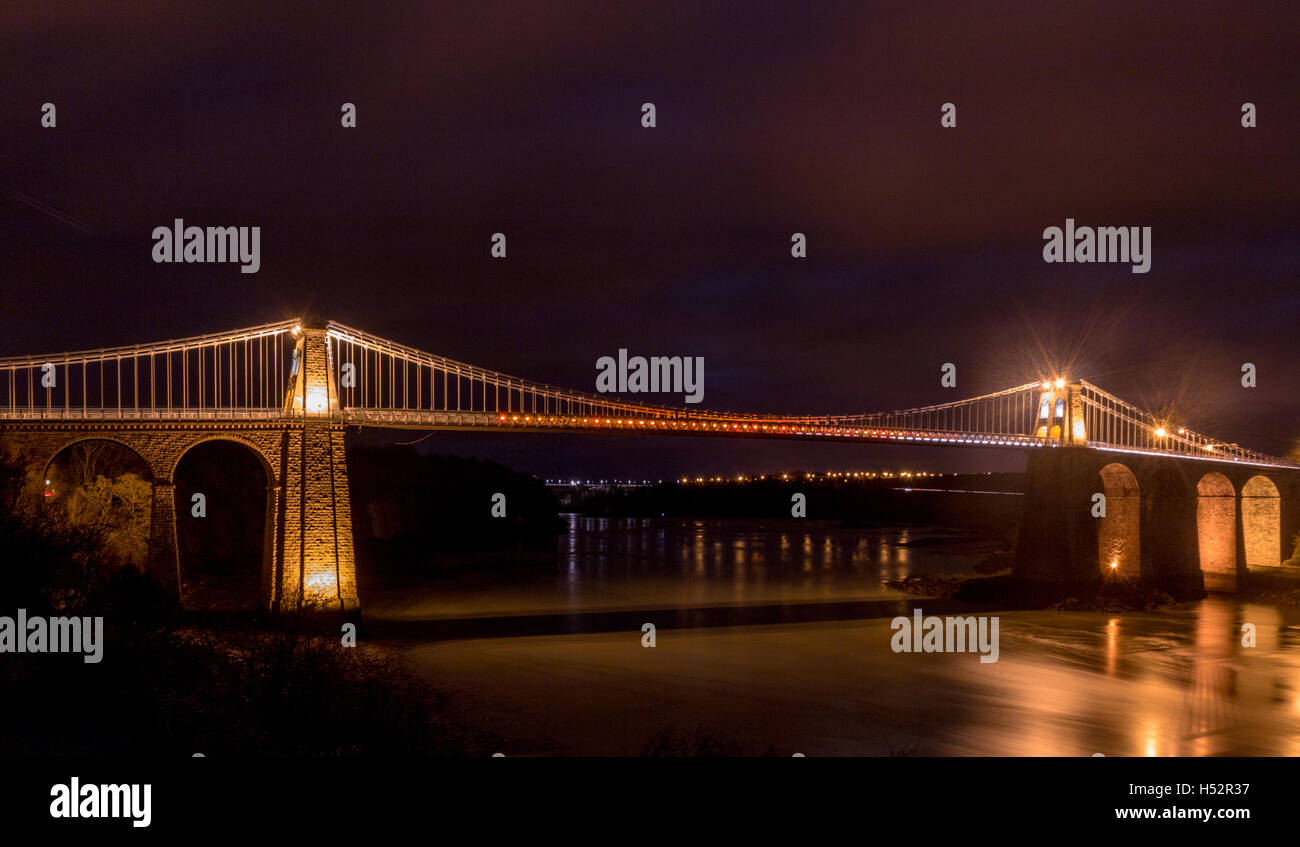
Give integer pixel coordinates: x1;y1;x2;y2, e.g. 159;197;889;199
0;325;359;616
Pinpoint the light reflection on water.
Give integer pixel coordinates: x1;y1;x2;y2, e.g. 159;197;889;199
383;516;1300;755
962;599;1300;755
556;515;988;599
554;517;1300;755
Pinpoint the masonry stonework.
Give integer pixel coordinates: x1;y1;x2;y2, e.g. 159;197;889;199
1016;446;1300;598
0;418;359;614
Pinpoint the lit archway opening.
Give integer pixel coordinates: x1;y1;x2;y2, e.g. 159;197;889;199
1242;475;1281;568
1196;472;1236;592
45;438;153;569
1098;462;1139;577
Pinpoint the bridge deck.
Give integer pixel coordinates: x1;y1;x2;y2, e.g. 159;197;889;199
1;319;1295;470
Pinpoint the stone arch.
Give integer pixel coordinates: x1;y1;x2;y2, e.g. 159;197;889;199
166;432;278;486
42;436;155;569
1098;462;1140;577
172;437;276;611
1196;472;1236;591
1242;475;1281;568
41;433;155;486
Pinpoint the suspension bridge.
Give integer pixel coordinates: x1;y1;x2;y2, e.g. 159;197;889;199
0;319;1296;612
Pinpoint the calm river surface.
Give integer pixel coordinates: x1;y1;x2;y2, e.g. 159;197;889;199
366;515;1300;756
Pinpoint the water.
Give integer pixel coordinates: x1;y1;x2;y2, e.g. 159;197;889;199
369;515;1005;620
367;515;1300;755
558;515;996;580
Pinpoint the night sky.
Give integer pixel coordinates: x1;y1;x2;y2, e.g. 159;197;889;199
2;2;1296;479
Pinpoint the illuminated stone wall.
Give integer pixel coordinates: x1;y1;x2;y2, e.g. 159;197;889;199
1098;463;1140;576
286;328;341;417
278;423;359;611
1241;475;1281;567
0;422;358;614
1196;472;1236;592
278;328;357;611
1016;448;1297;597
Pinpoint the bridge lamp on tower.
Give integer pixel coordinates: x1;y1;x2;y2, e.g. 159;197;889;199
284;325;341;418
304;572;339;600
306;387;330;414
1033;377;1086;443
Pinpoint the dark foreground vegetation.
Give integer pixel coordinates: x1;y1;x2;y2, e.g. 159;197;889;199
0;450;494;755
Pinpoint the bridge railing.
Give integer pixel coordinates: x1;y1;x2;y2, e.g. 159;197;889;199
333;404;1053;445
0;408;285;422
3;319;1294;469
0;319;300;421
1078;380;1299;468
818;382;1048;434
327;321;745;423
325;323;1052;436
